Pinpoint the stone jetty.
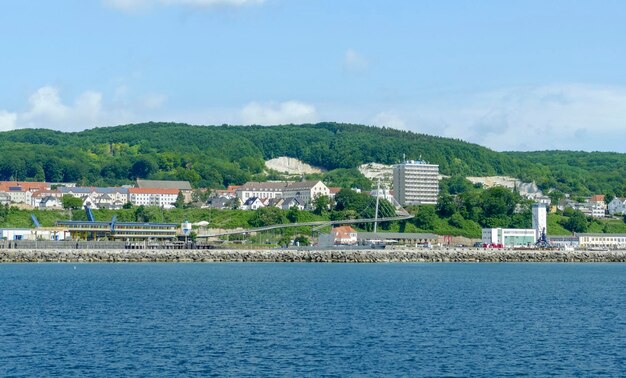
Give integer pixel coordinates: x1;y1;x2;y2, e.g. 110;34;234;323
1;248;626;263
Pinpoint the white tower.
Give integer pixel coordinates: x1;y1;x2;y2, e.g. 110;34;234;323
532;204;547;241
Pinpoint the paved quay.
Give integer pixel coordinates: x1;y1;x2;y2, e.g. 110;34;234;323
2;248;626;263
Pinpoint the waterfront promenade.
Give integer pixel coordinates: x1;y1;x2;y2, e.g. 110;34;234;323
2;248;626;263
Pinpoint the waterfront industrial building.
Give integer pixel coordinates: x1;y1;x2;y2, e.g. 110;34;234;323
56;220;179;241
482;228;537;247
392;160;439;205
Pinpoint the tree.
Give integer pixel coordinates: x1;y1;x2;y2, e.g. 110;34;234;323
436;193;457;217
313;195;331;215
605;194;615;205
412;205;436;229
248;207;287;227
130;157;157;179
294;235;310;246
122;202;133;209
286;206;300;223
174;192;186;209
61;195;83;210
448;213;465;228
561;210;589;233
480;187;517;218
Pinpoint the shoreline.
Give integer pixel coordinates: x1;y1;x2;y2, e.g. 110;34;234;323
2;248;626;263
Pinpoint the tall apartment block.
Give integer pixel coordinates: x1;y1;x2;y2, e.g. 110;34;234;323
392;160;440;205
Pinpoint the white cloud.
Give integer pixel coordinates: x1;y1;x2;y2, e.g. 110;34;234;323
22;86;69;122
343;48;368;73
429;84;626;151
104;0;263;11
0;110;17;131
17;86;103;130
372;111;406;130
240;101;318;125
0;85;169;132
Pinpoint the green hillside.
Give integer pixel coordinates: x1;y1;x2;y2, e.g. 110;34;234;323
0;122;624;196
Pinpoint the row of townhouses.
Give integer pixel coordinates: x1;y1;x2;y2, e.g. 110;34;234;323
0;180;191;210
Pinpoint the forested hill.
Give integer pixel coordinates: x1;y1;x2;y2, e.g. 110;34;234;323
0;122;624;196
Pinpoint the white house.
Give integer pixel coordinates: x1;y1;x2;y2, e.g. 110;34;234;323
608;198;626;215
282;181;330;207
242;197;265;210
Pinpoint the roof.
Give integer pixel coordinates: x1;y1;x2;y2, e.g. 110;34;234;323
358;232;438;240
238;181;289;191
129;188;180;195
578;233;626;237
333;225;357;233
136;179;192;190
243;196;262;205
0;181;50;192
589;195;605;203
60;187;129;194
328;187;342;194
285;181;324;190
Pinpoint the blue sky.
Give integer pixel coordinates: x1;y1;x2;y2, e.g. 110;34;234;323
1;0;625;152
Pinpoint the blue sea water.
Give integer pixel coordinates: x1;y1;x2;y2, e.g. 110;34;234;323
0;263;624;377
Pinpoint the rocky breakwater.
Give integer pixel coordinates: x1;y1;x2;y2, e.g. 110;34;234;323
2;248;626;263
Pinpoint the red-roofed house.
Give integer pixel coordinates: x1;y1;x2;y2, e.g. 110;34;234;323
332;226;358;245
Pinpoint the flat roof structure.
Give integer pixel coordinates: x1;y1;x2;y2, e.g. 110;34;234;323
57;220;179;240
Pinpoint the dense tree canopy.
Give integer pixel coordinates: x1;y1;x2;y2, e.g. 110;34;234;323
0;122;623;196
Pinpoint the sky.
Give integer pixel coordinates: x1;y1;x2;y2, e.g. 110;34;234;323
1;0;625;152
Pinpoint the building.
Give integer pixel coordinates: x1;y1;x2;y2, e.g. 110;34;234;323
136;179;193;202
608;197;626;215
236;180;330;207
332;226;358;245
236;182;288;201
358;232;437;245
482;228;537;248
532;203;547;240
241;197;265;210
128;188;179;209
392;160;439;205
59;187;129;210
282;181;330;206
578;234;626;249
56;221;178;241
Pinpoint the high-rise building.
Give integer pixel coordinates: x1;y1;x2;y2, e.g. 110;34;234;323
392;160;439;205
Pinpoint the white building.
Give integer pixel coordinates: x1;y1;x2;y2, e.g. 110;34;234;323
392;160;439;205
532;203;547;240
282;181;330;206
608;198;626;215
6;188;33;204
236;180;330;207
128;188;179;209
482;228;537;248
236;182;288;201
578;234;626;249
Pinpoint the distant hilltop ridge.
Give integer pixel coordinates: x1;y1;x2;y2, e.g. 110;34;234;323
0;122;624;196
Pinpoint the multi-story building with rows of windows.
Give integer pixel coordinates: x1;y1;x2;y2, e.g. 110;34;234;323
392;160;440;205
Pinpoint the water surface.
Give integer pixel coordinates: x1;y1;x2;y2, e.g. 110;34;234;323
0;263;624;376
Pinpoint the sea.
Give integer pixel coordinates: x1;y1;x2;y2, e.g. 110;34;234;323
0;263;624;377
